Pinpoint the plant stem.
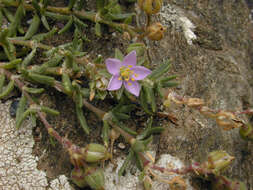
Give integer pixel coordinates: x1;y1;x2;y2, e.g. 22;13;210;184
9;38;52;50
82;98;106;119
0;68;72;149
1;1;139;37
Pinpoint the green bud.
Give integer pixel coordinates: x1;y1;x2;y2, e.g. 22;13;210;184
131;139;145;153
204;151;234;175
239;124;253;142
84;167;105;190
71;168;87;188
82;143;110;163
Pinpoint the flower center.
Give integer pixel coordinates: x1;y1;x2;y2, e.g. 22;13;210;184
118;65;138;85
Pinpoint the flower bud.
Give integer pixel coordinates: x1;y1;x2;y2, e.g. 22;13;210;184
138;0;163;15
203;151;234;175
130;139;145;153
168;176;187;190
215;111;241;130
84;167;105;190
239;124;253;141
71;168;87;188
95;76;109;91
81;143;110;163
143;175;152;190
146;22;165;41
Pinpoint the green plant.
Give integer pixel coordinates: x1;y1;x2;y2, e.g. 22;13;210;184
0;0;250;189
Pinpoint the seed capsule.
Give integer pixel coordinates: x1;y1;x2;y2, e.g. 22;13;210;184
138;0;163;15
239;124;253;141
81;143;110;163
71;168;87;188
84;167;105;190
215;111;241;130
146;22;165;41
203;151;234;175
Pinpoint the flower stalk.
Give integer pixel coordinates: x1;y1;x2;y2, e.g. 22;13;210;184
164;90;250;133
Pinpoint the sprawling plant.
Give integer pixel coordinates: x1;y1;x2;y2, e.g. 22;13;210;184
0;0;251;189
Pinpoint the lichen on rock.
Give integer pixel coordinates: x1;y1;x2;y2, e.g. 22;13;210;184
0;101;72;190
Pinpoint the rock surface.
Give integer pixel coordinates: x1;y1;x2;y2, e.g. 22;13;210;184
1;0;253;189
0;101;72;190
104;153;194;190
151;0;253;189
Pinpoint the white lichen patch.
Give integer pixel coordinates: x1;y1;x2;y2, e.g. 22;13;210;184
0;101;71;190
104;153;193;190
104;156;143;190
48;175;73;190
250;9;253;23
159;4;197;45
152;154;193;190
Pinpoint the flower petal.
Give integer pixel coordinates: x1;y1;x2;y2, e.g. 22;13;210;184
123;51;137;67
106;58;122;75
131;66;152;80
124;81;140;97
107;75;123;91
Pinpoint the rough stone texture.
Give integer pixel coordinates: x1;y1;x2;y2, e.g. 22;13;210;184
1;1;253;189
104;153;193;190
0;101;72;190
48;175;73;190
149;0;253;189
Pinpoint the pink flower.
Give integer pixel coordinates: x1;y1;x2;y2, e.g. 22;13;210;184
106;51;152;97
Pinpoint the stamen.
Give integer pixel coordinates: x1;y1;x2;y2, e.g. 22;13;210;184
131;78;135;81
128;65;132;68
118;77;122;80
120;66;135;82
135;74;139;77
128;82;132;86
